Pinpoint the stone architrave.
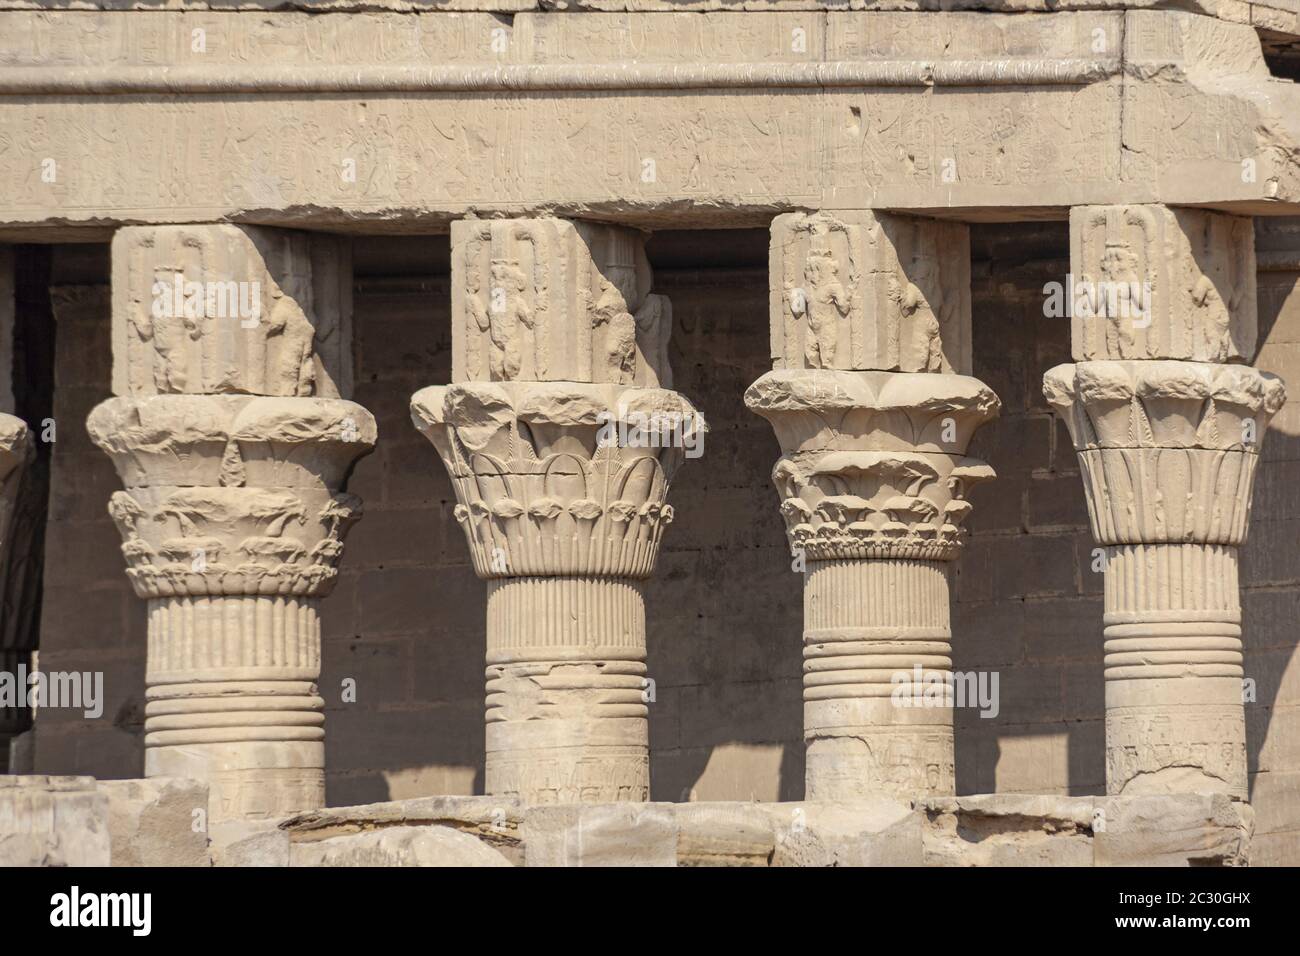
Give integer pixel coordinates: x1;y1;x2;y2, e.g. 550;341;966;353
414;217;703;804
1047;203;1285;799
748;211;999;802
91;225;375;823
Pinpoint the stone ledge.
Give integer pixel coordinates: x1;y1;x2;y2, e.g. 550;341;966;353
267;791;1253;866
0;775;1256;866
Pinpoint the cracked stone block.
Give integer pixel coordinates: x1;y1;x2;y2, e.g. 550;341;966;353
289;826;512;867
280;795;525;865
920;795;1096;867
209;820;291;867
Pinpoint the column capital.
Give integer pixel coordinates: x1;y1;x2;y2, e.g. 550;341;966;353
1044;360;1285;546
419;215;702;804
746;369;998;562
412;380;701;580
95;223;372;821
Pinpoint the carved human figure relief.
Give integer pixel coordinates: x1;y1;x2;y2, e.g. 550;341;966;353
1069;205;1255;363
592;273;636;384
486;258;534;381
450;218;662;386
111;225;348;398
801;249;849;368
770;211;972;374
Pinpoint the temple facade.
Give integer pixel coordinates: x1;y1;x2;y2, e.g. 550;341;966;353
1;2;1299;865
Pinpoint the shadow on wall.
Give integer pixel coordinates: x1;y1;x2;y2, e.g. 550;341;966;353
1243;219;1300;837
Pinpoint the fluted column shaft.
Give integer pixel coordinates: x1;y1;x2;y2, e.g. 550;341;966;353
485;576;648;801
413;217;701;804
803;558;956;798
1045;204;1286;798
92;225;374;822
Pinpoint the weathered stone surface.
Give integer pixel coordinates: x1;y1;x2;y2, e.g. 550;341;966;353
0;775;111;867
412;382;701;579
1046;359;1286;798
281;795;525;865
290;825;513;867
1094;792;1253;867
414;217;704;806
1069;206;1257;364
112;226;352;398
92;224;377;823
208;819;291;867
100;776;210;867
746;369;998;562
674;803;777;866
451;218;671;387
749;272;999;804
920;795;1096;867
770;211;970;374
2;11;1298;231
768;799;922;867
521;803;678;866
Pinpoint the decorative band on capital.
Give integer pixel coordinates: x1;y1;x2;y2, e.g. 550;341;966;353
411;381;705;579
1044;360;1285;546
89;394;376;599
745;370;999;562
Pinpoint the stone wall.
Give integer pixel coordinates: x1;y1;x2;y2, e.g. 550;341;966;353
27;221;1300;861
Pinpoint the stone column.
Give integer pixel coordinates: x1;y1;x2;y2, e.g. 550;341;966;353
89;225;375;822
411;218;703;804
1044;204;1286;798
0;246;34;768
746;211;999;801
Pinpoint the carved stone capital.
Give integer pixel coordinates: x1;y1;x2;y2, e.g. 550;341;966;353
89;395;375;600
1069;205;1256;363
451;218;671;388
1044;360;1285;546
411;381;703;579
112;225;352;398
769;211;971;375
746;369;998;561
